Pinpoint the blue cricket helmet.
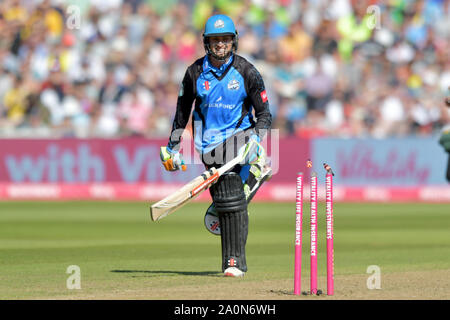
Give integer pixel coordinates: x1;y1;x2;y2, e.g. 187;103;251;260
204;14;237;37
203;14;238;60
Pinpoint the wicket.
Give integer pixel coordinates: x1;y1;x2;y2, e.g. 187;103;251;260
294;162;335;296
325;165;335;295
309;171;318;295
294;173;303;295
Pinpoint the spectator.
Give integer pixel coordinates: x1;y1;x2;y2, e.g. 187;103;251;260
118;86;153;136
3;74;26;125
304;60;334;112
278;20;312;64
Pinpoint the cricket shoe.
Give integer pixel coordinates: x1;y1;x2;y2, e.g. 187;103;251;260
224;267;245;277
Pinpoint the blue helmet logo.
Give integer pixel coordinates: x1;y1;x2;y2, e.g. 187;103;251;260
214;19;225;29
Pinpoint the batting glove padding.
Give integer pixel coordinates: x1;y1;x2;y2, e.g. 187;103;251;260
240;135;265;166
160;146;186;171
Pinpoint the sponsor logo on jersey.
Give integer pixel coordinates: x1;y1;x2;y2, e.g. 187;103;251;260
207;102;235;110
227;79;240;90
260;90;268;103
203;81;210;91
207;96;234;109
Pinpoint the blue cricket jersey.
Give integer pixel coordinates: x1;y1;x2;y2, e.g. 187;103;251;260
168;54;272;159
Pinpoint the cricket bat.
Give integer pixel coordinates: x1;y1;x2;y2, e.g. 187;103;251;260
150;142;253;221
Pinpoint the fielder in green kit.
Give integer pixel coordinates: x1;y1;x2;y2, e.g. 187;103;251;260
439;89;450;182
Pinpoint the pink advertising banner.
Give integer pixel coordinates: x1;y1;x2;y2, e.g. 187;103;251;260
0;138;310;184
0;139;199;183
1;138;449;202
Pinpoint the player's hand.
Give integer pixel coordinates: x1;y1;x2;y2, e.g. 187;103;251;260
240;134;266;165
160;146;186;171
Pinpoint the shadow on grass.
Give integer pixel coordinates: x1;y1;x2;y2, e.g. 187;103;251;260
111;270;222;277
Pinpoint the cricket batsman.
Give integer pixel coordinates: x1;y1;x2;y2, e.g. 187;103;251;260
159;14;272;277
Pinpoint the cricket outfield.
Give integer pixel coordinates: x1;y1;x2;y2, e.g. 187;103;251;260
0;201;449;300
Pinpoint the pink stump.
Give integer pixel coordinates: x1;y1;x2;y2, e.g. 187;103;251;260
294;172;303;295
310;172;318;295
326;173;335;295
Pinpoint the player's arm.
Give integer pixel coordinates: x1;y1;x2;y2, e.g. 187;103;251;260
246;65;272;141
237;65;272;164
161;68;195;171
168;68;195;151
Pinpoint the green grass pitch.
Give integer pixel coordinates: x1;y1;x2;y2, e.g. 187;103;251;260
0;201;449;299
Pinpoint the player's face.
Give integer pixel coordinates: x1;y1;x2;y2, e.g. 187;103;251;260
209;35;233;59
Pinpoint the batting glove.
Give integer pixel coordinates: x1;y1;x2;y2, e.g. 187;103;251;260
160;146;186;171
240;134;266;165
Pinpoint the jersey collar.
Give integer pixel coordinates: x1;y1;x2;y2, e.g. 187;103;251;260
203;54;234;76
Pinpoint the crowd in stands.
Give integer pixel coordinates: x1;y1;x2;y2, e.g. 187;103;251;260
0;0;449;139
